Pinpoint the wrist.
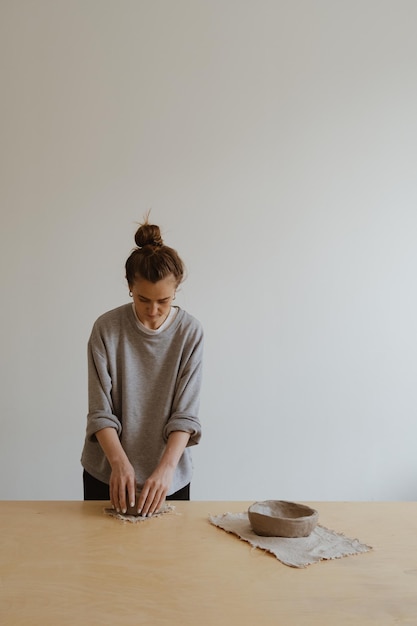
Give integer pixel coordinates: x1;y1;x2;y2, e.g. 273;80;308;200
109;454;130;470
156;451;178;471
95;427;130;469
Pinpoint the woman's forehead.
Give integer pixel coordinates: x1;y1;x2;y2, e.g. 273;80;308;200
132;274;176;297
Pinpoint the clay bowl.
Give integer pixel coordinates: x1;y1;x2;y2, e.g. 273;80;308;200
248;500;318;538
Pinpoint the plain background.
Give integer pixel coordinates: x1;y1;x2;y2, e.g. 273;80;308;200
1;0;416;501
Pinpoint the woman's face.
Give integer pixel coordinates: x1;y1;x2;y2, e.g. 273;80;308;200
130;274;177;330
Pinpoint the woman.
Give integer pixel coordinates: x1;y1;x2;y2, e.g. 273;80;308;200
81;218;203;517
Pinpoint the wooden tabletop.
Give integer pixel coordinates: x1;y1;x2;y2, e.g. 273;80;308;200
1;501;416;625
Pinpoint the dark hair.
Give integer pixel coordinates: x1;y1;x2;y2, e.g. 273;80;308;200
125;219;185;287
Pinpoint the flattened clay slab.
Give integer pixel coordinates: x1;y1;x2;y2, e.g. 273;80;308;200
104;502;175;523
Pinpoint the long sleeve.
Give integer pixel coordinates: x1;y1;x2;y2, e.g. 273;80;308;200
164;325;203;445
86;333;122;442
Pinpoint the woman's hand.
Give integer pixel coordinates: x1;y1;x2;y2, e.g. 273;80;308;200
137;465;175;517
109;458;136;514
95;427;136;513
137;431;191;517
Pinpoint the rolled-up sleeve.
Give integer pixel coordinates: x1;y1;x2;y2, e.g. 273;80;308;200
163;327;203;446
86;331;122;442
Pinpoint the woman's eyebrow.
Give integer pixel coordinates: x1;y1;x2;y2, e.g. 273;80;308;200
138;295;170;301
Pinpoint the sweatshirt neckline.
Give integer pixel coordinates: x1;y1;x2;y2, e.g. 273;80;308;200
126;303;183;337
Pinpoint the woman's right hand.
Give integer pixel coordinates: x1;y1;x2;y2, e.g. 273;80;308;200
95;427;136;514
109;459;136;514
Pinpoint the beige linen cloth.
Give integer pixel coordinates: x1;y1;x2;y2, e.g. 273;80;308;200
209;511;372;568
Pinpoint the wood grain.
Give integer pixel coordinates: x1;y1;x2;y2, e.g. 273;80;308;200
1;501;416;625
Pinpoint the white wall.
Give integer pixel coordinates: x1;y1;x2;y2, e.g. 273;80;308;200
1;0;416;501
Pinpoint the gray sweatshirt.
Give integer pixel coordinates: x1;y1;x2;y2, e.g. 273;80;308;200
81;304;203;495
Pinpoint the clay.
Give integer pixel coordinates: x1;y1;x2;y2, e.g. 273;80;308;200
125;490;165;516
123;489;143;516
248;500;319;538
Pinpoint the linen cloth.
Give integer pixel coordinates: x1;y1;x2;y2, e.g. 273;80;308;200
209;511;372;568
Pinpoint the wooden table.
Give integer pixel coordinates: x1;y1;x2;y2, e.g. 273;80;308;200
1;501;416;625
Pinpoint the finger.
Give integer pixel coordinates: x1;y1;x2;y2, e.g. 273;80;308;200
141;488;158;517
151;490;166;516
114;483;124;512
137;487;149;516
127;481;137;511
147;487;166;516
111;478;126;513
122;474;136;511
109;480;119;511
118;482;128;514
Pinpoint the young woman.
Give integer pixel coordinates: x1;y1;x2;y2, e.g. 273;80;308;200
81;218;203;517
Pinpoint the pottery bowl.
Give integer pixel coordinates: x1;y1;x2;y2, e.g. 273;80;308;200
248;500;318;537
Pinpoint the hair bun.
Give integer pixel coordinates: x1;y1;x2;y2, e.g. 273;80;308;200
126;218;185;285
134;223;164;249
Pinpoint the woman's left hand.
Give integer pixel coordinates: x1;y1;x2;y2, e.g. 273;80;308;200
137;431;191;516
137;465;175;516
